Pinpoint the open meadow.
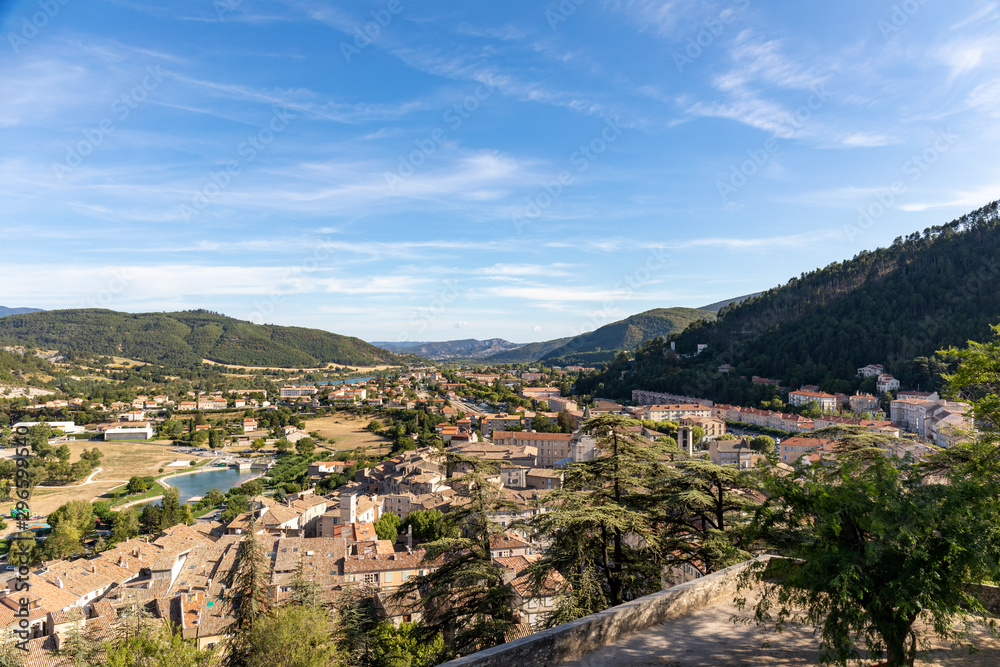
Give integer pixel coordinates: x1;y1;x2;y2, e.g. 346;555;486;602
305;414;392;456
1;440;177;519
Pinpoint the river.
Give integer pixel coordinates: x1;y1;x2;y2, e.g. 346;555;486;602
306;376;375;387
161;467;260;503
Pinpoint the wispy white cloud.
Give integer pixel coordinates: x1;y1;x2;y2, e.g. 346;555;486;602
932;41;989;82
455;24;530;41
0;263;429;303
683;33;833;141
950;3;1000;30
715;33;825;92
898;187;1000;212
839;132;897;148
474;263;575;276
478;285;638;302
650;230;839;251
603;0;692;37
966;79;1000;116
168;72;431;124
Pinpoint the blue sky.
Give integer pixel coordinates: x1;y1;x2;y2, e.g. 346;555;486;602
1;0;998;343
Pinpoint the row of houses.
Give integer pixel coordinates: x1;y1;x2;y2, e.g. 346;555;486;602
635;403;712;421
710;404;817;433
631;390;714;407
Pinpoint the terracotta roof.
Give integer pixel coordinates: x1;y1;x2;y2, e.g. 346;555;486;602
790;390;837;399
493;555;536;573
493;431;572;441
511;569;568;598
489;534;532;551
342;550;430;574
526;469;563;479
260;505;301;528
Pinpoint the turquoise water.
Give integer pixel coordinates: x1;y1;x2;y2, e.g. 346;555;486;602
308;376;375;386
163;467;260;503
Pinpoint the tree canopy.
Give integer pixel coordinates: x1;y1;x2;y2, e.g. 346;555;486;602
741;325;1000;667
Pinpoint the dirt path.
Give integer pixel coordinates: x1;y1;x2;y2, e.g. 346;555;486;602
117;495;162;510
35;468;128;489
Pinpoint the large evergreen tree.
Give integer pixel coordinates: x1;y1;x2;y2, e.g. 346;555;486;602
223;517;272;667
528;414;671;623
391;453;518;661
655;457;759;576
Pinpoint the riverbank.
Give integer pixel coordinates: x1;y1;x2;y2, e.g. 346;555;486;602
118;494;163;510
157;460;225;486
158;465;265;503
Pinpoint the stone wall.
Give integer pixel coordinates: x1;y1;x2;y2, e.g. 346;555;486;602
968;583;1000;615
438;556;770;667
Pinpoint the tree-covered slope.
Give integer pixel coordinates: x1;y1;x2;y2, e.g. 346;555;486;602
485;308;715;365
544;308;715;359
0;309;409;368
484;336;577;363
578;199;1000;401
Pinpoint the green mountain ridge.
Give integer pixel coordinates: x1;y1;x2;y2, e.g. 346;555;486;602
576;199;1000;403
486;307;716;365
0;309;412;369
482;336;577;364
698;293;761;312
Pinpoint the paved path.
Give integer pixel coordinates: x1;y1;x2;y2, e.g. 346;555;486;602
561;599;1000;667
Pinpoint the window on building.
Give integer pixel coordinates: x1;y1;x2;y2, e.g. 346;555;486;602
364;573;379;584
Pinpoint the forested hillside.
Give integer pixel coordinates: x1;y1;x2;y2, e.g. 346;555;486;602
0;309;410;368
577;200;1000;402
0;348;56;386
483;336;576;363
542;307;715;364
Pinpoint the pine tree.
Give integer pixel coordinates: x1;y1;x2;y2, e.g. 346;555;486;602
655;457;759;576
529;413;671;619
335;585;380;666
160;487;182;530
223;517;272;667
289;560;321;609
391;452;517;661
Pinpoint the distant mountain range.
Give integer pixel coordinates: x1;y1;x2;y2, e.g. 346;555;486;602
0;306;42;318
0;309;415;368
371;338;524;360
376;307;717;364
